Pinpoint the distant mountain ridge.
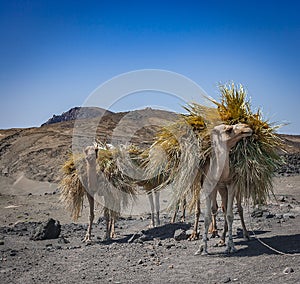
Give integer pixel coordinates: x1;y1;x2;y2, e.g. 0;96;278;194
41;107;113;126
0;106;299;183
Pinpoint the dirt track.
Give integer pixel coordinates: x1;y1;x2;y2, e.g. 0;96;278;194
0;176;299;284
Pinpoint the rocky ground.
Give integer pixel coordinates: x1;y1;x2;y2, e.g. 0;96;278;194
0;108;299;283
0;175;299;284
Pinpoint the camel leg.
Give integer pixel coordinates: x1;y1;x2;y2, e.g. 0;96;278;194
180;198;186;222
209;194;219;238
218;186;228;246
154;191;160;226
236;191;250;241
195;194;212;255
83;194;94;242
171;203;179;223
225;185;237;254
110;215;116;239
147;192;155;228
172;199;186;223
104;207;111;240
189;198;200;240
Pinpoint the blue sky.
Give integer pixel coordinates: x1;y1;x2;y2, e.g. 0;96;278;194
0;0;299;133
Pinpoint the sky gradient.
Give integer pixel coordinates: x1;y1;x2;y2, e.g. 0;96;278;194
0;0;299;133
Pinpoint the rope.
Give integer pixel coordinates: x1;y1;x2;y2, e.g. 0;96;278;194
247;202;300;256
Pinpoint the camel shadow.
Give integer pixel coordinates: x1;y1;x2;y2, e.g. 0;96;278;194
102;222;191;244
220;233;300;257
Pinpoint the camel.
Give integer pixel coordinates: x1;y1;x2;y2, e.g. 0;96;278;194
83;145;121;242
82;143;165;242
194;123;253;255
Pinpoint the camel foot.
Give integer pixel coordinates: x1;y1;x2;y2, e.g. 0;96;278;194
188;231;199;241
103;233;112;241
225;240;237;254
225;246;237;254
243;234;250;241
217;240;226;247
180;217;185;223
194;245;204;255
82;234;92;243
210;230;220;238
195;244;209;256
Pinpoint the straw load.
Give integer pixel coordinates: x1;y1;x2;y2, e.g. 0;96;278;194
145;83;284;210
60;82;284;222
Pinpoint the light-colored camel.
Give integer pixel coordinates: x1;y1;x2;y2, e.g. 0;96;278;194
195;123;252;255
83;145;120;242
83;143;162;242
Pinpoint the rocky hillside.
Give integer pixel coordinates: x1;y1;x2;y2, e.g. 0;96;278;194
0;107;299;184
0;108;178;183
41;107;113;126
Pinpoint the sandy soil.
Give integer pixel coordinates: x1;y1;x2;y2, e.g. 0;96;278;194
0;176;299;284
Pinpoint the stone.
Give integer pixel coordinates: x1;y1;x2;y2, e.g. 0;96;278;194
137;259;143;265
30;218;61;240
265;213;275;219
283;213;295;219
165;243;175;249
251;208;264;218
10;250;17;257
58;236;70;244
283;267;294;274
223;277;231;283
0;240;4;245
174;229;187;241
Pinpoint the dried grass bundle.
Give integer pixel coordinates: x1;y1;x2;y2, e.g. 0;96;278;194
212;83;284;204
59;153;86;220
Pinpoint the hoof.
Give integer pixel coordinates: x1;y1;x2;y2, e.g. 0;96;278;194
210;231;220;238
243;235;250;241
188;231;199;241
218;240;226;247
82;235;92;243
225;246;237;254
195;244;206;256
103;234;112;241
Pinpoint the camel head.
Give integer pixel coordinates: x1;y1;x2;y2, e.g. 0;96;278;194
84;144;98;163
212;123;253;150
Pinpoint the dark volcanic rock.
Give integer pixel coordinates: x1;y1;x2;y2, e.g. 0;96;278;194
30;218;61;240
41;107;112;126
276;153;300;176
173;229;187;241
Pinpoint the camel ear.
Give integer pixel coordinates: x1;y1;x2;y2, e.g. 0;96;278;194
93;141;99;149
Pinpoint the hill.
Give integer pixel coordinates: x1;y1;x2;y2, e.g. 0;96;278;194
41;106;113;126
0;107;299;184
0;108;178;183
